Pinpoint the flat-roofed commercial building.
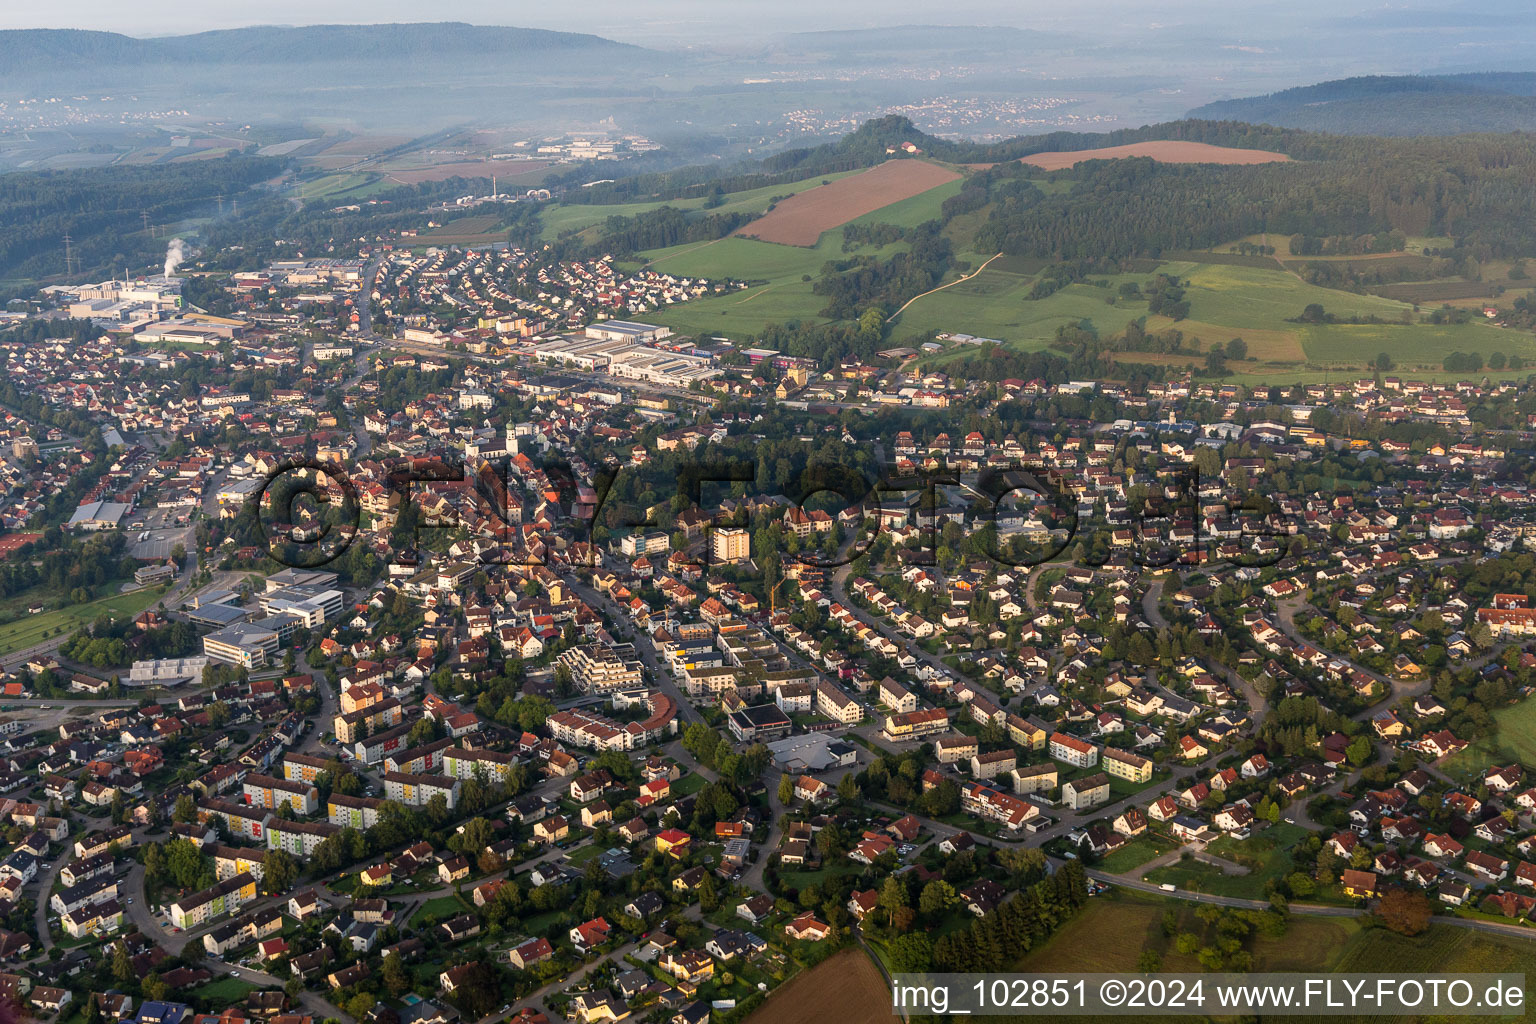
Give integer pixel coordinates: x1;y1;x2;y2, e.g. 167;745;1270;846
203;621;280;669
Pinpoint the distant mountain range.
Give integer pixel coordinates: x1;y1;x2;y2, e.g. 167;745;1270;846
0;22;637;71
1188;73;1536;135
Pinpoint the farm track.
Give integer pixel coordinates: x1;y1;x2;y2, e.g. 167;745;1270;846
887;252;1005;322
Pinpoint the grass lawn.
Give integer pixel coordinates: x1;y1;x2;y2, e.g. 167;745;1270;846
411;894;469;926
566;843;607;866
670;772;708;797
520;907;571;935
1098;834;1178;874
0;585;166;657
1140;824;1306;902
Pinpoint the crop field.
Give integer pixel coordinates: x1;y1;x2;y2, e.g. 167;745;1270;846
1015;890;1536;1023
1016;891;1358;979
538;169;865;241
1330;920;1536;978
1300;320;1536;366
411;214;510;246
1366;280;1500;303
736;160;962;246
748;948;896;1024
1016;140;1292;171
845;176;967;229
1278;252;1436;275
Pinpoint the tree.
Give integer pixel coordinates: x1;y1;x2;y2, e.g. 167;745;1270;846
165;838;210;890
887;932;934;973
919;880;958;917
1346;735;1372;766
698;872;719;912
111;940;134;985
1377;888;1431;936
382;951;412;997
837;772;860;803
777;774;795;805
452;961;505;1019
345;994;375;1021
264;849;299;895
878;875;908;927
172;793;197;823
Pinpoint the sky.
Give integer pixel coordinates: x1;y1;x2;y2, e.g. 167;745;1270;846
0;0;1440;43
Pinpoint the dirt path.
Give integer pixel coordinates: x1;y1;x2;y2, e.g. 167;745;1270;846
886;252;1005;323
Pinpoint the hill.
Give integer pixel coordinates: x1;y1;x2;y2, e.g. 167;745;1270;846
1188;73;1536;135
0;23;636;72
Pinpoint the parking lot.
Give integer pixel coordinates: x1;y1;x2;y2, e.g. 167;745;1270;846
128;506;196;560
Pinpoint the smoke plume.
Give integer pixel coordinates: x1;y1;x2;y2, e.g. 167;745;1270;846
163;238;190;278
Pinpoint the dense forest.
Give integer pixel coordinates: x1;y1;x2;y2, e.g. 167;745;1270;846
950;134;1536;262
0;154;282;283
1189;74;1536;136
585;206;755;252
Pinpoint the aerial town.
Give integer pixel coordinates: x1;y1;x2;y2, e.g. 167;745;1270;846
0;219;1535;1024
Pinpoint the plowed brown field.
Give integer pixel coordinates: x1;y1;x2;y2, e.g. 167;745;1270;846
735;160;961;246
1014;141;1290;171
748;948;898;1024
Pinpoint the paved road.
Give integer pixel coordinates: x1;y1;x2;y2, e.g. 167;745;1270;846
1143;580;1269;726
560;574;703;728
32;845;75;950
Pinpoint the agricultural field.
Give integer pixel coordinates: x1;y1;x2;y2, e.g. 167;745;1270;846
297;173;398;202
538;169;864;242
844;176;967;230
1443;696;1536;780
637;231;907;340
1017;891;1357;976
539;162;1536;381
747;948;897;1024
736;160;962;246
1299;319;1536;366
1014;140;1292;171
1015;890;1536;1023
411;214;511;247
